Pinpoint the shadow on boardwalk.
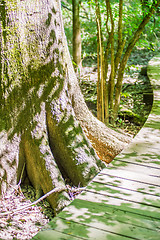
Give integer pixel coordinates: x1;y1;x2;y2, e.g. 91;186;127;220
33;55;160;239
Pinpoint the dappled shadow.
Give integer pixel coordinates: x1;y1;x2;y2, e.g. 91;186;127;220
34;196;160;239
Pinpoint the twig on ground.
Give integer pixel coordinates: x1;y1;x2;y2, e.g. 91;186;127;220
0;187;65;217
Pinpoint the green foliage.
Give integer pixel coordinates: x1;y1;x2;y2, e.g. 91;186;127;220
62;0;160;61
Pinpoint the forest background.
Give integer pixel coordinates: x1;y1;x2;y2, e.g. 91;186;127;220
63;0;160;131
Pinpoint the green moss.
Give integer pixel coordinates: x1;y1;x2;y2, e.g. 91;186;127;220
152;161;160;165
0;118;6;131
88;166;98;179
111;161;128;167
53;48;59;55
45;13;52;27
119;108;146;125
46;41;54;56
50;30;56;42
84;149;90;156
1;1;7;43
52;7;56;14
90;147;96;156
0;3;67;137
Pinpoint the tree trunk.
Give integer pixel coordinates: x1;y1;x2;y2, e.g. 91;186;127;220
113;0;160;121
95;0;105;123
72;0;82;74
96;25;102;121
106;0;115;122
0;0;131;212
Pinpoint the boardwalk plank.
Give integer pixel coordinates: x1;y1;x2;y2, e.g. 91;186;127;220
32;229;83;240
55;199;160;239
116;142;160;166
100;168;160;186
93;173;160;197
110;157;160;170
87;181;160;207
77;190;160;219
109;160;160;176
46;217;136;240
58;199;160;231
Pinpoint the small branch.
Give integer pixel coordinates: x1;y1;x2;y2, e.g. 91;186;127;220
80;3;89;20
17;162;26;193
61;2;88;19
61;3;72;11
0;187;65;217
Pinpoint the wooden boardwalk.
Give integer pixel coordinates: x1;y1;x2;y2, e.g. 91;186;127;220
33;56;160;239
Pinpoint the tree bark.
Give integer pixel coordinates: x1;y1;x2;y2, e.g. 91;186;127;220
72;0;82;74
0;0;131;212
95;0;105;122
96;24;101;121
106;0;115;121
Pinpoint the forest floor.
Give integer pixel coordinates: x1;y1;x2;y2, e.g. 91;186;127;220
80;48;155;137
0;48;157;240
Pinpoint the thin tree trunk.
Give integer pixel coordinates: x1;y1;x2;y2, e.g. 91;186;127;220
106;0;115;122
114;0;125;75
72;0;82;74
113;0;160;120
96;28;101;121
95;0;104;122
104;24;111;124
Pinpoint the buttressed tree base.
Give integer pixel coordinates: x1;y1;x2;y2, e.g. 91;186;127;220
0;0;131;212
